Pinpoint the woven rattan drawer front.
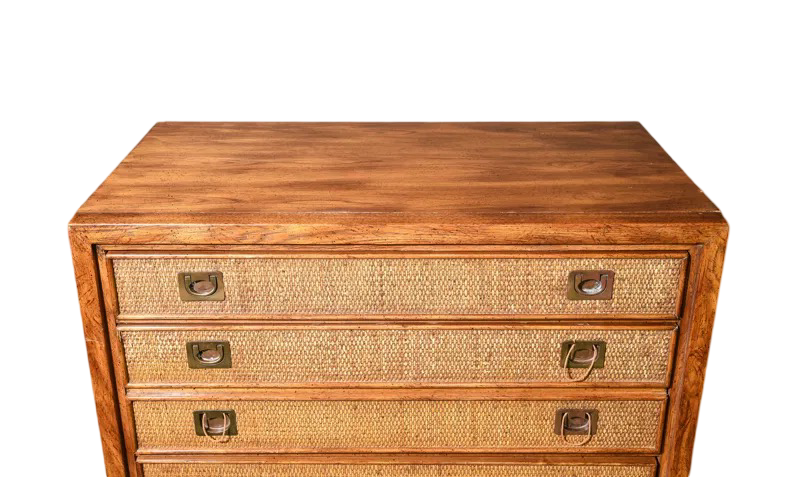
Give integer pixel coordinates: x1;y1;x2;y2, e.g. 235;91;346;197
140;462;657;477
110;253;687;318
122;327;676;386
132;399;665;453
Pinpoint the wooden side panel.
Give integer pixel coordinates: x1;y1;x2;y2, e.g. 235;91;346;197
69;228;128;477
660;231;728;477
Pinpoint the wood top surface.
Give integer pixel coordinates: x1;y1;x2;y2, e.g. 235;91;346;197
73;122;720;226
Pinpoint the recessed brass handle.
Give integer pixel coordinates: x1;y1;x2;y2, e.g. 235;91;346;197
577;274;607;295
560;340;606;382
178;272;225;301
195;346;225;364
563;344;596;382
187;275;218;296
196;345;223;364
555;409;598;446
187;341;232;368
203;413;229;440
567;345;597;365
567;270;615;300
563;411;591;432
193;410;237;441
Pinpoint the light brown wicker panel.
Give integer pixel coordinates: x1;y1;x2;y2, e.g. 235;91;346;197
142;463;656;477
112;256;685;317
133;400;663;452
122;328;674;386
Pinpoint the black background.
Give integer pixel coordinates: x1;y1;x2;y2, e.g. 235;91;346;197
67;119;742;476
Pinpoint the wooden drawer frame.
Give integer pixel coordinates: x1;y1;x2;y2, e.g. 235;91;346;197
137;454;659;477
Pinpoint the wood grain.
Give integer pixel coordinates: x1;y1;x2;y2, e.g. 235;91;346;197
97;249;141;476
126;387;667;401
136;454;659;477
73;122;719;223
137;448;663;457
659;231;728;477
135;453;659;465
69;230;128;477
69;217;726;246
136;455;659;477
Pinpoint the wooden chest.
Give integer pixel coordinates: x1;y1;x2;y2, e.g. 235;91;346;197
69;122;727;477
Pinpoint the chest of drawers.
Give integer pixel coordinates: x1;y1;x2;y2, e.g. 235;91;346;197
70;122;727;477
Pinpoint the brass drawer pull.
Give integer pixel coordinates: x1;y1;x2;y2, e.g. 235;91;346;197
202;413;228;441
178;272;225;301
567;270;615;300
561;340;606;382
187;341;232;368
193;410;237;442
556;409;598;446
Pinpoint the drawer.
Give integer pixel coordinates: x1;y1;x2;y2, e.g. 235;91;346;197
108;251;688;318
121;326;677;387
132;395;666;453
139;460;657;477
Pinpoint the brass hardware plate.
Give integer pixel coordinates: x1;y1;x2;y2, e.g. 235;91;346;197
193;410;238;436
554;409;599;435
567;270;615;300
187;341;232;369
560;341;607;368
178;272;225;301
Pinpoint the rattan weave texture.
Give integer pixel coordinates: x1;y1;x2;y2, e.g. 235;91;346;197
123;328;674;385
141;463;655;477
113;257;685;316
133;400;663;451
